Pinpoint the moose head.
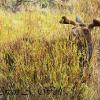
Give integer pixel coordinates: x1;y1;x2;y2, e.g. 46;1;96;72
59;16;100;64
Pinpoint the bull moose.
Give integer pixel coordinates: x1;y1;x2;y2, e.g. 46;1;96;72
59;16;100;78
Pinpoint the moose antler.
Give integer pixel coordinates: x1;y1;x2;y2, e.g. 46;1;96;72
59;16;86;27
59;16;76;25
88;19;100;30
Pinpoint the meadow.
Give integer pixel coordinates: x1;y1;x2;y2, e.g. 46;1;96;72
0;0;100;100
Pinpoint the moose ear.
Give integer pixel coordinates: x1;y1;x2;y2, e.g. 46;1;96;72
71;27;78;36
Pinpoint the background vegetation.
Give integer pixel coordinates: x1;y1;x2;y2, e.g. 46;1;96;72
0;0;100;100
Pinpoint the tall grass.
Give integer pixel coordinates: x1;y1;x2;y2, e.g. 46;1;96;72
0;0;99;99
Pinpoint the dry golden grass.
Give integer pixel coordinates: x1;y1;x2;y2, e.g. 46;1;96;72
0;0;99;99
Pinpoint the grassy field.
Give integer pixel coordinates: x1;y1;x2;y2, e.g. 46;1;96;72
0;0;100;100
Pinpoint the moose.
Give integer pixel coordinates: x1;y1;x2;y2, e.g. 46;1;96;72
59;16;100;78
